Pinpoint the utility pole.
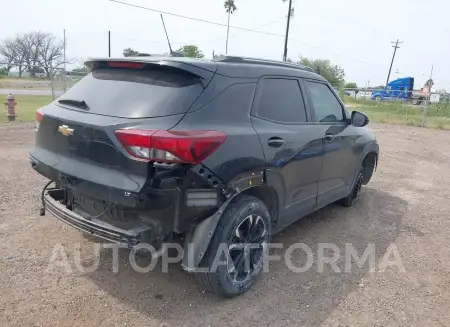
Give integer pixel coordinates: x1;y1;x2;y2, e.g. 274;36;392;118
422;65;434;127
365;80;370;96
282;0;293;61
108;31;111;57
63;29;67;92
386;39;403;85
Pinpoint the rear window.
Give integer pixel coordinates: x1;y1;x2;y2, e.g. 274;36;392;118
57;65;204;118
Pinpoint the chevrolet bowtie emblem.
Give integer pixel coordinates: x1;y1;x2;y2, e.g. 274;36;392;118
58;125;74;136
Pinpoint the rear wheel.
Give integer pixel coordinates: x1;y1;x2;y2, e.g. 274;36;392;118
197;195;271;298
341;169;363;207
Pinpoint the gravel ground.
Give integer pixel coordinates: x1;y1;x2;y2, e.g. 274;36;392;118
1;122;450;327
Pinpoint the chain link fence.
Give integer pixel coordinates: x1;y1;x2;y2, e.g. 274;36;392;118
3;65;87;99
339;88;450;129
48;68;88;99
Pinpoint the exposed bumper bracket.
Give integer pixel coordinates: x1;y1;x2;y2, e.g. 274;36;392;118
43;188;151;247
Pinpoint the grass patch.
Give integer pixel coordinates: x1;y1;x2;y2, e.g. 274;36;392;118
344;96;450;130
2;95;53;123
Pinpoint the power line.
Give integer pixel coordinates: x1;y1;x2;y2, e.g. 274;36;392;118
107;0;388;68
288;38;387;68
113;15;287;49
108;0;287;38
192;15;288;49
113;34;167;44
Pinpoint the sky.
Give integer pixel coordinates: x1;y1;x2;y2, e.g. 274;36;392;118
2;0;449;90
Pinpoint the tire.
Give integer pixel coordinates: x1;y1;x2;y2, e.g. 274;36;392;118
341;169;364;207
197;194;271;298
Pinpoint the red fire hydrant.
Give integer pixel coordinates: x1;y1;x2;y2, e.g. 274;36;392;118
4;93;17;122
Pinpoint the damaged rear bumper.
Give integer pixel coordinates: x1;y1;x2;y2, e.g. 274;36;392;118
44;188;152;247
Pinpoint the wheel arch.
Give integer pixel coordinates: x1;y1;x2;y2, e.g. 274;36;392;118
238;185;279;228
181;170;282;271
361;147;378;184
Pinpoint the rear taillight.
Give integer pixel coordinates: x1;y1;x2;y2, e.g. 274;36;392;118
35;107;44;130
114;129;227;164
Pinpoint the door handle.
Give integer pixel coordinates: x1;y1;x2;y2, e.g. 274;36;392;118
268;137;284;148
324;134;334;142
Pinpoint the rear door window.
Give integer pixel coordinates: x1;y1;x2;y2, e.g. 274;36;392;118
255;78;307;123
57;65;204;118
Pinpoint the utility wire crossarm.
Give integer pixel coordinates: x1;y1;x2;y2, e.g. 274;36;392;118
386;39;403;85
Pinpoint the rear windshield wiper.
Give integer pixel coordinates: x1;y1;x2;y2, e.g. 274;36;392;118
58;99;90;110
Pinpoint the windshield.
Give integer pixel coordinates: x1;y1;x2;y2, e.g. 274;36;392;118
57;66;204;118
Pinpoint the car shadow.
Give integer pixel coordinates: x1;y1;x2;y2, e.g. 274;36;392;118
83;188;407;327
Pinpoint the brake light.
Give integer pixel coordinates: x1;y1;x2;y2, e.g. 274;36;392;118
35;107;44;130
107;61;144;69
114;129;227;164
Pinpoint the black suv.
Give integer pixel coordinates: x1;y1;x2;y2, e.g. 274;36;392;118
30;56;378;297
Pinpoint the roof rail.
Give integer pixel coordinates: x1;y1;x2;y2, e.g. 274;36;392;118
212;55;315;73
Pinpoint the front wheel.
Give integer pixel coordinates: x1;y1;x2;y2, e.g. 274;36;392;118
341;169;363;207
197;195;271;298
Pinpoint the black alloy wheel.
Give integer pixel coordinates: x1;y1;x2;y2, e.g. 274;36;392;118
197;195;271;297
227;214;267;283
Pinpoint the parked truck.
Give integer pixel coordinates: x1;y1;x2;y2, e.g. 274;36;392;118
371;77;431;105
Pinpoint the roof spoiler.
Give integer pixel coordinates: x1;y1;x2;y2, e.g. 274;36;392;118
84;58;216;87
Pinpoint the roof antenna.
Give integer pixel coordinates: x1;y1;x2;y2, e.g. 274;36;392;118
160;14;173;54
160;14;184;57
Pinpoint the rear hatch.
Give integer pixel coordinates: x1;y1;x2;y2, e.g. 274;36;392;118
30;59;216;202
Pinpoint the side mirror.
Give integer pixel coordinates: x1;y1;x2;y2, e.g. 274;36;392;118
351;111;369;127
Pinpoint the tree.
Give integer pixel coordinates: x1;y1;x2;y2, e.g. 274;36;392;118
0;39;18;74
0;38;26;76
298;57;345;86
37;33;65;78
16;33;40;76
0;32;64;78
344;82;357;89
177;45;204;58
123;48;139;57
224;0;237;54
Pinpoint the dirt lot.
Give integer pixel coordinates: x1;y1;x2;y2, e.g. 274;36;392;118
1;122;450;327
